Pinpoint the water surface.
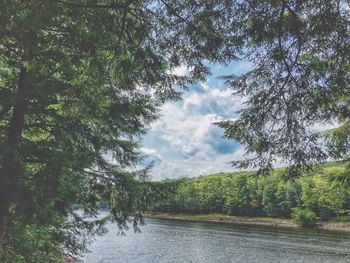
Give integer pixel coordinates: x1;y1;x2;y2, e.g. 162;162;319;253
83;217;350;263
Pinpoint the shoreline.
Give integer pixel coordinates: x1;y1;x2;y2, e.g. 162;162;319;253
146;212;350;233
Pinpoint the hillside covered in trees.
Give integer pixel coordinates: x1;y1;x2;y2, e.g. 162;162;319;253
150;162;350;225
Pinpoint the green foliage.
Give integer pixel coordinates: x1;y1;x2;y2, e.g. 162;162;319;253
0;0;242;260
319;206;333;221
262;178;280;217
217;1;350;176
0;206;65;263
299;166;349;219
149;179;182;213
338;215;350;223
175;180;201;212
150;163;350;223
1;0;349;260
291;208;317;227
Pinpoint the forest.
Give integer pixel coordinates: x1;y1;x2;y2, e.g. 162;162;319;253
150;162;350;225
1;0;349;261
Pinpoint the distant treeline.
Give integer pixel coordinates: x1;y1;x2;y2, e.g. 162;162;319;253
149;162;350;222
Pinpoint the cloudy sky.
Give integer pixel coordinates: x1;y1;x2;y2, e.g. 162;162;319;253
141;61;252;180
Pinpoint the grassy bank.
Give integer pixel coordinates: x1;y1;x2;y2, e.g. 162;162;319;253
146;212;350;233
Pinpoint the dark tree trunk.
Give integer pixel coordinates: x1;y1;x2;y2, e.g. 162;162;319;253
0;68;29;250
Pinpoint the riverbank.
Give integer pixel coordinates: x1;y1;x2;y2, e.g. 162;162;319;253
146;212;350;233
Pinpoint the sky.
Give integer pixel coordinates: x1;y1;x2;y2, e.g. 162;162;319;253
141;61;253;180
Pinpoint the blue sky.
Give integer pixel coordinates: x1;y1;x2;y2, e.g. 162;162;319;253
141;61;253;180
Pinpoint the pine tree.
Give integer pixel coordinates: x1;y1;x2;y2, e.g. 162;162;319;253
0;0;239;260
218;0;350;176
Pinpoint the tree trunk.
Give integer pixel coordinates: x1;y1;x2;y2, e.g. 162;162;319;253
0;68;29;250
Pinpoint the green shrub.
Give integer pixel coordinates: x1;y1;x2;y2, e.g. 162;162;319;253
292;208;318;226
319;206;333;220
338;215;350;222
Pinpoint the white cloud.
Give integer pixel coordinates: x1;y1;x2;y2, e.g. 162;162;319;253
141;147;158;155
143;81;246;180
140;60;257;180
169;65;193;76
150;146;247;181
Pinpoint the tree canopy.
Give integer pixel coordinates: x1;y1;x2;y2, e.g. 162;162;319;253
150;161;350;223
217;0;350;175
0;0;239;261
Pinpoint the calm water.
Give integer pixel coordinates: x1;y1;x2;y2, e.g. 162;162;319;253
82;217;350;263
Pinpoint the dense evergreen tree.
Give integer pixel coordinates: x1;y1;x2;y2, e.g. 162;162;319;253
0;0;240;260
217;0;350;175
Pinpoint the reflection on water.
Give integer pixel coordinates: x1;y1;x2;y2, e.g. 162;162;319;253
83;216;350;263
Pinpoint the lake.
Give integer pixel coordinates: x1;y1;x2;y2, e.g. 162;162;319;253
82;217;350;263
